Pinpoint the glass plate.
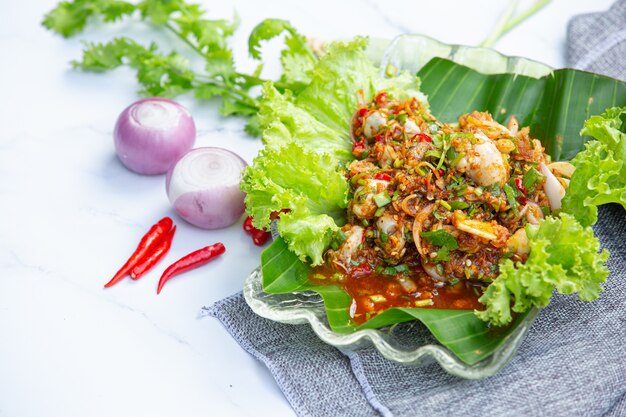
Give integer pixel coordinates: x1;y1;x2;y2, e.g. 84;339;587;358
243;34;549;379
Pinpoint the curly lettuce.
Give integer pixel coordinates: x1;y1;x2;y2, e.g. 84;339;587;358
256;38;425;162
476;213;609;326
243;38;426;264
294;37;424;134
248;19;317;94
241;143;348;265
561;107;626;227
258;84;354;162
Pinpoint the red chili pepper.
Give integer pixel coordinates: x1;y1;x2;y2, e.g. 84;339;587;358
352;138;367;158
104;217;173;288
157;243;226;294
352;262;372;277
357;107;369;117
251;229;271;246
243;216;255;233
515;178;528;205
415;133;432;143
243;215;272;246
515;178;527;196
438;169;445;177
374;92;387;105
130;226;176;280
374;173;392;181
352;140;366;152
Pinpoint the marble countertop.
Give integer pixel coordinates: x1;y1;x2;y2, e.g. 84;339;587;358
0;0;615;416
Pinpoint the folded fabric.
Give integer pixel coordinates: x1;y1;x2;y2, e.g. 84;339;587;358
206;2;626;415
206;205;625;417
567;0;626;81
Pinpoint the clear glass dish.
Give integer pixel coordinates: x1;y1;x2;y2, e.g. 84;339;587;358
243;34;550;379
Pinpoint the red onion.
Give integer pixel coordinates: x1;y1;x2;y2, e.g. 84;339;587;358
114;97;196;175
166;147;247;229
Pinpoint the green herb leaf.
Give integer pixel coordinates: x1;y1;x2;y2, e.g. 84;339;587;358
248;19;317;92
432;248;451;261
42;0;136;37
448;200;469;210
419;230;459;250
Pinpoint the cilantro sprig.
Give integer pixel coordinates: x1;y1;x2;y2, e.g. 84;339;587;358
42;0;318;135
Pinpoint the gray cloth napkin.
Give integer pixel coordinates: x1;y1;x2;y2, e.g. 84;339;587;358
206;4;626;416
206;205;625;417
567;0;626;81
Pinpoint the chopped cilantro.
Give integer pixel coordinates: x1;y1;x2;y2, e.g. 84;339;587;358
448;200;469;210
419;230;459;250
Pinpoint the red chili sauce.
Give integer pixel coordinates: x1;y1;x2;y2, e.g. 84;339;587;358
309;263;484;325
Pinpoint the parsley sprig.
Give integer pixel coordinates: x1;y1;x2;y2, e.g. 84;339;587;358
42;0;318;135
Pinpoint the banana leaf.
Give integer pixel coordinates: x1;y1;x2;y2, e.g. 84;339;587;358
262;237;530;365
418;58;626;160
260;57;626;365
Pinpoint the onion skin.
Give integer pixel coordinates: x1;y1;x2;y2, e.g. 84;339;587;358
114;97;196;175
166;147;247;229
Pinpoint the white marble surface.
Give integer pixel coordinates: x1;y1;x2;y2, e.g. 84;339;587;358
0;0;615;416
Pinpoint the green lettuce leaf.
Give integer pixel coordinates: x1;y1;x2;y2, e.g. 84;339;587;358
295;37;424;133
248;18;317;93
476;213;609;326
258;84;354;162
244;38;426;264
561;107;626;227
256;38;425;163
241;143;348;265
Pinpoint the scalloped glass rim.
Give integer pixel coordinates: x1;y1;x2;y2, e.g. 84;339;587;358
244;34;546;379
381;34;552;78
244;268;538;379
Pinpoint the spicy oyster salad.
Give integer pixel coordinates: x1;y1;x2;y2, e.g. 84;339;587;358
242;38;625;329
313;94;572;324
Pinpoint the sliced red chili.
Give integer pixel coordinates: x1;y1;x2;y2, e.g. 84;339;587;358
157;243;226;294
251;229;271;246
352;262;372;277
243;216;255;233
357;107;369;117
515;178;527;196
415;133;432;143
104;217;173;288
374;173;392;182
515;178;528;205
352;138;367;158
130;226;176;280
243;215;272;246
374;92;387;105
352;140;366;152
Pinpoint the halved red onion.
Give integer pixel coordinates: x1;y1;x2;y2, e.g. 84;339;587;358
114;97;196;175
166;147;247;229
